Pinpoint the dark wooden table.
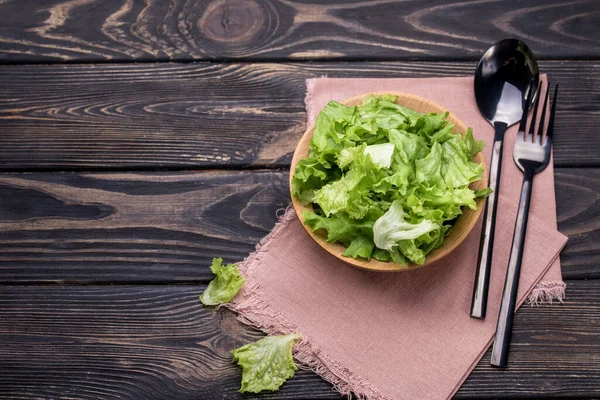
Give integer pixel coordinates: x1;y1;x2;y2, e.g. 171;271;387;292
1;1;599;399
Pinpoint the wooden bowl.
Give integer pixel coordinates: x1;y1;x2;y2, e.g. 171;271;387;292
289;92;488;272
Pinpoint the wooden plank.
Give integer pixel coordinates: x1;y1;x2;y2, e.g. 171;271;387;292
0;169;597;283
0;170;288;283
0;281;598;399
0;61;598;170
0;0;598;63
457;279;600;398
555;168;600;279
0;285;340;400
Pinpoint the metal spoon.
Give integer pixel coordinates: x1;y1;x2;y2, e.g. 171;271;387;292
470;39;539;319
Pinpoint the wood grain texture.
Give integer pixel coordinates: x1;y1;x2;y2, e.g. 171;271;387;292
0;281;598;399
0;168;597;283
0;0;598;63
0;285;339;400
0;61;599;170
0;170;288;283
555;168;600;279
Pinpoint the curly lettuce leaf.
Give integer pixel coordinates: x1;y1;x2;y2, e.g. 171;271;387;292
412;112;448;143
364;143;395;169
338;143;395;170
231;334;301;393
358;94;419;128
373;200;439;253
343;235;376;260
440;136;485;188
313;144;387;219
388;129;428;166
311;101;358;166
303;209;378;247
474;187;493;198
373;166;411;197
291;156;338;205
199;258;245;306
415;141;443;186
463;128;486;157
311;170;377;219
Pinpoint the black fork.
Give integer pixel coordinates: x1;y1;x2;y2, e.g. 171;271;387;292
490;82;559;367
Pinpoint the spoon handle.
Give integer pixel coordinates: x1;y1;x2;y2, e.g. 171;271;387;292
470;122;507;319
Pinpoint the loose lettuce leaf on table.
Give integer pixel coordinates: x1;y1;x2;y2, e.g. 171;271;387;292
199;258;245;306
231;334;302;393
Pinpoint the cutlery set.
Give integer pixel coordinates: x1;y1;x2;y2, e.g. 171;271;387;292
469;39;559;367
471;39;539;320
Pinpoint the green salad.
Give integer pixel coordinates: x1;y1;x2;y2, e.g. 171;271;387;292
292;94;490;266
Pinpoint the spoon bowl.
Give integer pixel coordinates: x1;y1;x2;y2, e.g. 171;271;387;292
475;39;539;126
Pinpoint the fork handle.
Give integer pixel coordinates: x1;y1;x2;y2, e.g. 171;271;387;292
491;170;534;367
471;122;507;319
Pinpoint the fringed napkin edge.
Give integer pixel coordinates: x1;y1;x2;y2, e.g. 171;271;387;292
226;208;392;400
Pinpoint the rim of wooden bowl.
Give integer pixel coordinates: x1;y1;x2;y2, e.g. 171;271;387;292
289;92;488;272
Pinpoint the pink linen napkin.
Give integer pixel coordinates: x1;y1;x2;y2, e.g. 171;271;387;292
227;76;568;400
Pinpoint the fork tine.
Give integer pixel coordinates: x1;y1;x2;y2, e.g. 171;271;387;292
546;84;559;140
518;84;533;133
535;85;545;144
528;80;542;140
537;82;550;143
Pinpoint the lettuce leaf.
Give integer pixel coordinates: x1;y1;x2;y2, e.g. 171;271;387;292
415;141;443;186
199;258;245;306
475;187;493;198
304;209;379;260
292;95;489;265
373;200;438;255
364;143;395;169
231;334;301;393
440;136;484;188
310;101;358;166
463;128;486;157
313;144;387;219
